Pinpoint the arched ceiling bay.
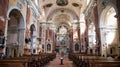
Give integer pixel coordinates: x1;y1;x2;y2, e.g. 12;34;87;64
47;8;79;21
53;14;71;26
40;0;92;29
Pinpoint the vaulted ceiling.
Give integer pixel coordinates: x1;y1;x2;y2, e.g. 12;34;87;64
40;0;91;28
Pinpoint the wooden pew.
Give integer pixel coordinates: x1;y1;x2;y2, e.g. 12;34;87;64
0;59;28;67
69;53;120;67
23;53;56;67
0;53;56;67
90;60;120;67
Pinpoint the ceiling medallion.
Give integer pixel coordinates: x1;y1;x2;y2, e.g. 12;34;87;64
46;3;53;7
56;0;68;6
72;3;79;7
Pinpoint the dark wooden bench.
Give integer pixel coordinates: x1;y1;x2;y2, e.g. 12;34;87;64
0;59;28;67
69;53;120;67
0;53;56;67
90;60;120;67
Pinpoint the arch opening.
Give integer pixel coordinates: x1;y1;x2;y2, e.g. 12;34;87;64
100;6;118;57
6;9;25;57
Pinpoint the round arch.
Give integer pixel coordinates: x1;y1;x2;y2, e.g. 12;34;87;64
6;6;26;28
6;8;25;57
53;13;72;26
100;5;119;57
47;8;79;21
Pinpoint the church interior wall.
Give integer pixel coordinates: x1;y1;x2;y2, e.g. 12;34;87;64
0;0;120;60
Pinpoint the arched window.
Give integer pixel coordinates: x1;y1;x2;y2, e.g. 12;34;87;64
75;43;79;51
47;44;51;51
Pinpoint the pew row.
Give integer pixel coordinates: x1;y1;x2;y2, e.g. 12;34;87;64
0;53;56;67
69;53;120;67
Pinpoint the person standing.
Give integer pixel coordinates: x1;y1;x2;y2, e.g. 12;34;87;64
60;51;64;65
